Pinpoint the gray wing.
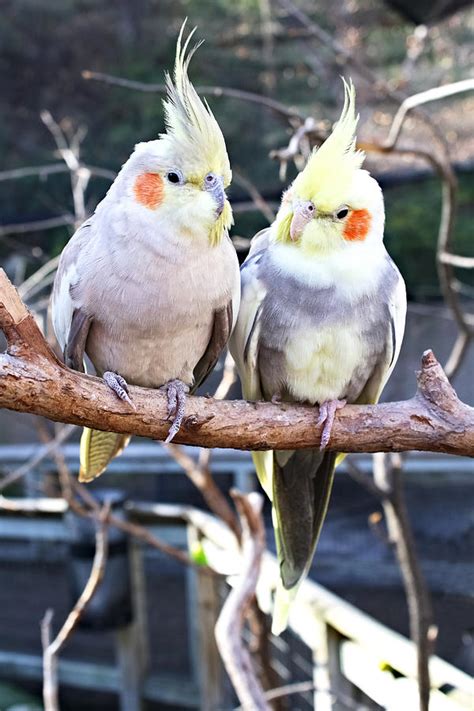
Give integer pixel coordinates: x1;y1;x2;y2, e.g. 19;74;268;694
51;219;93;359
192;301;233;392
357;260;407;404
64;307;92;372
229;228;270;401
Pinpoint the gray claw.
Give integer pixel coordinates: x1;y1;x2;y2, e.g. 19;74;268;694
103;371;134;408
162;379;189;443
317;399;346;450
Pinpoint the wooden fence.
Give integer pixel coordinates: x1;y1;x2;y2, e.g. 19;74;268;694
0;445;472;710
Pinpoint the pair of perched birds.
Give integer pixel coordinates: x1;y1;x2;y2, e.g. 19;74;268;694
52;26;406;633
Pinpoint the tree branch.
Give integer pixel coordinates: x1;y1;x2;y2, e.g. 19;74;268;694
373;453;438;711
82;70;302;124
41;503;109;711
0;270;472;457
215;491;269;711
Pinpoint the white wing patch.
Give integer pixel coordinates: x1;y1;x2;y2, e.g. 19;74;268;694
51;261;78;353
367;266;407;404
229;253;267;402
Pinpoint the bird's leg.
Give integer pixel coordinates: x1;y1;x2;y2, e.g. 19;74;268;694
103;371;134;408
317;398;346;450
161;379;190;443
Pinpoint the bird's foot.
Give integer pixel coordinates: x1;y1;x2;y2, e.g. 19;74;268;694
271;393;282;405
103;371;135;409
317;398;346;450
161;379;190;443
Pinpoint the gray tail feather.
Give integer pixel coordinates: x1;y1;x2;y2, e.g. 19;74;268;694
273;449;337;590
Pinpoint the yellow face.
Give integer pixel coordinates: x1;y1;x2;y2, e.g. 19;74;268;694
275;182;373;255
274;79;380;254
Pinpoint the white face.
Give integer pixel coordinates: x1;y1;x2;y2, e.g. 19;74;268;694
276;170;385;255
110;140;230;240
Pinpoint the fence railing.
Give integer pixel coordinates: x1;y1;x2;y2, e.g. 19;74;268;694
0;444;472;710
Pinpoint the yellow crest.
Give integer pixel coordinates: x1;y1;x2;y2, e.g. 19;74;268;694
163;22;232;189
292;79;365;211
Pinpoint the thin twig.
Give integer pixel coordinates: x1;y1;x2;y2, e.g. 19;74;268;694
0;424;76;493
41;503;110;711
215;491;269;711
82;70;303;124
373;453;437;711
233;171;276;223
0;214;75;237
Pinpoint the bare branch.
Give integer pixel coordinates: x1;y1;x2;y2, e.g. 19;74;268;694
438;251;474;269
233;171;276;223
82;70;303;124
165;443;241;542
0;214;75;237
0;163;69;182
215;491;269;711
40;110;91;226
41;505;109;711
385;79;474;149
18;255;61;301
0;270;472;456
373;453;437;711
0;424;76;493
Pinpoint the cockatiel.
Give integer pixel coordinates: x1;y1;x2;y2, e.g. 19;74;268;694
230;82;406;634
52;24;240;482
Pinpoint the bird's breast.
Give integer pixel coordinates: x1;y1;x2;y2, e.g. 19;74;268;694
84;238;238;387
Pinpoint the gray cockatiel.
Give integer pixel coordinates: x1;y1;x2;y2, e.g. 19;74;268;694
230;82;406;634
51;25;240;481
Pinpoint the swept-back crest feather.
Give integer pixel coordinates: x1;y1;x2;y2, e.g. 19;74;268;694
162;21;232;187
292;79;365;211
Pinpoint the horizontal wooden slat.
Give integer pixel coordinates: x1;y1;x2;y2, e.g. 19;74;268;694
0;651;199;707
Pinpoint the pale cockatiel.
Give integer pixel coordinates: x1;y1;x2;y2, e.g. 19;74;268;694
52;25;240;481
230;82;406;634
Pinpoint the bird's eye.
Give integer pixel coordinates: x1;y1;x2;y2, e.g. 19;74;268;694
204;172;218;187
166;170;184;185
336;206;349;220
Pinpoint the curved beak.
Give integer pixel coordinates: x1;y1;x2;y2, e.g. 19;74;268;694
206;177;226;217
290;200;315;241
214;185;226;217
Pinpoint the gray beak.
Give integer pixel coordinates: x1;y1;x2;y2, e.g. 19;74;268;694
204;176;226;217
290;200;316;241
213;184;226;217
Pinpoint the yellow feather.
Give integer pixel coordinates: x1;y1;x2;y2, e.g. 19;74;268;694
162;21;232;191
209;199;233;247
79;428;130;482
272;580;298;636
276;79;365;245
251;451;273;499
294;79;364;210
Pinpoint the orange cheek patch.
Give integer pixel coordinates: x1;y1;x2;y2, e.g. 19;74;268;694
133;173;164;209
343;208;371;241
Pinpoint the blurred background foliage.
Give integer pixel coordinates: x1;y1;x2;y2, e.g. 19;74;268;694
0;0;473;299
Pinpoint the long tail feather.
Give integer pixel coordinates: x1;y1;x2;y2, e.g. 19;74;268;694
79;428;130;482
271;449;337;633
272;580;298;636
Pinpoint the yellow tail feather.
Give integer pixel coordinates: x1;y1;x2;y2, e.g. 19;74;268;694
251;450;273;499
272;580;298;636
79;428;130;482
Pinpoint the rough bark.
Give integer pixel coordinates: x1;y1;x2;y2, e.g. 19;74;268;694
0;270;473;457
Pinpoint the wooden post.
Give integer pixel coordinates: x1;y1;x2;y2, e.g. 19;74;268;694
313;622;357;710
115;624;143;711
114;540;148;711
129;539;150;674
186;524;231;710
